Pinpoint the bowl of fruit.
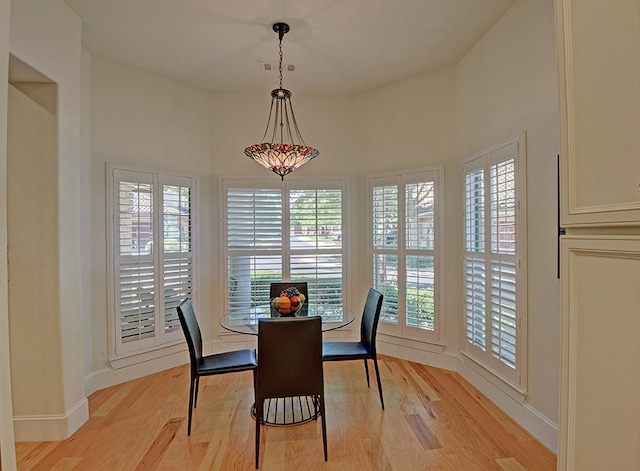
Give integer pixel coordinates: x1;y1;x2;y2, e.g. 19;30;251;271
271;286;306;316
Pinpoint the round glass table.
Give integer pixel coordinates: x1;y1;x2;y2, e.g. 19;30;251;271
219;304;355;336
219;304;355;426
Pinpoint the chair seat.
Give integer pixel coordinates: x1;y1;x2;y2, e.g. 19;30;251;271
322;341;369;361
198;348;257;375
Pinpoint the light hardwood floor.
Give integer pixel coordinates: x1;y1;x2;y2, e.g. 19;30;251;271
14;355;556;470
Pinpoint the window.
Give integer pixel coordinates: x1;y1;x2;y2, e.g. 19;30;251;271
108;166;196;357
222;179;346;319
462;134;527;388
369;167;443;343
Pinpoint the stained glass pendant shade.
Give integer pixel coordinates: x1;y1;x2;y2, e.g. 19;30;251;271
244;23;319;180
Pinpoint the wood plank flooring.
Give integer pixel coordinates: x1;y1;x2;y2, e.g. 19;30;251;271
14;355;556;470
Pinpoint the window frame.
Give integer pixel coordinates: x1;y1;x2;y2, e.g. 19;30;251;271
368;166;445;344
220;177;349;320
107;164;198;360
461;133;528;391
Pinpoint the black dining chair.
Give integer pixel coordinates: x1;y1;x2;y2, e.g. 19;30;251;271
177;298;257;436
269;281;308;300
322;288;385;410
255;316;327;468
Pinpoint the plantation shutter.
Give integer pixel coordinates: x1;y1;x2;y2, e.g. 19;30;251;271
372;183;399;325
489;158;517;369
161;179;194;339
462;135;525;387
370;169;442;342
226;187;283;319
223;179;346;320
464;168;486;350
111;167;195;356
289;187;344;307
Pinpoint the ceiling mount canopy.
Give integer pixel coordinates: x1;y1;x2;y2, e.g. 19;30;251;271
244;22;319;180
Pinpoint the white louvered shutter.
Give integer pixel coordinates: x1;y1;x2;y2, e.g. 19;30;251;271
462;135;525;387
289;186;344;308
370;169;442;343
223;180;346;319
111;168;195;356
225;187;283;319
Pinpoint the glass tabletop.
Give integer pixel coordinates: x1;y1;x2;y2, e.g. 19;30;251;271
219;304;355;335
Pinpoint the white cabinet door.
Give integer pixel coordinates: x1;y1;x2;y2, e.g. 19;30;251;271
556;0;640;226
559;235;640;470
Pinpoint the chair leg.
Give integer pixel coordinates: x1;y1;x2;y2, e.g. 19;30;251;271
319;395;328;461
255;399;262;469
372;356;385;410
312;395;319;420
364;359;371;387
194;376;200;408
187;377;195;436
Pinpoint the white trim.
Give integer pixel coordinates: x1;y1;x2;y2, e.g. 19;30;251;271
86;339;253;395
377;337;457;371
13;398;89;442
89;350;190;395
371;340;558;454
457;358;558;454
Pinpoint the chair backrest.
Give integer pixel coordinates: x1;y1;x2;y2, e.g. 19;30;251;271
257;316;323;400
177;298;203;375
360;288;384;354
269;281;308;300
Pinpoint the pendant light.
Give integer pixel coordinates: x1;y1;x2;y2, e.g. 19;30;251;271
244;22;319;180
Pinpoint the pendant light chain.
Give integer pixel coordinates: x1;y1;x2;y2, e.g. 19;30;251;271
278;37;284;89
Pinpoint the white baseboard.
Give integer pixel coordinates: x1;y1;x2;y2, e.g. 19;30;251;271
457;360;558;453
13;397;89;442
87;349;190;395
374;340;558;454
377;338;459;371
85;340;249;396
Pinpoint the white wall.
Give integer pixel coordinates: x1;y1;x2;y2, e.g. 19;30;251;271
353;67;461;366
8;83;63;415
8;0;88;440
455;0;559;449
0;0;17;465
88;56;212;379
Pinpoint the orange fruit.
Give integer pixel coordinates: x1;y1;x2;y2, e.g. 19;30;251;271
277;296;291;314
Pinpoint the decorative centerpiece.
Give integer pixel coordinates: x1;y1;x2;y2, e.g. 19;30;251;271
271;286;305;316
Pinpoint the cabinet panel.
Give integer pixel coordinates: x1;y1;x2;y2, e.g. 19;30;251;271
556;0;640;226
559;236;640;470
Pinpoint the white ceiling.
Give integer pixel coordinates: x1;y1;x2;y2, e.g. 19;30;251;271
63;0;516;95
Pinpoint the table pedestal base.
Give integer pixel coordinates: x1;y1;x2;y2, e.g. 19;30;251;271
251;396;320;426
